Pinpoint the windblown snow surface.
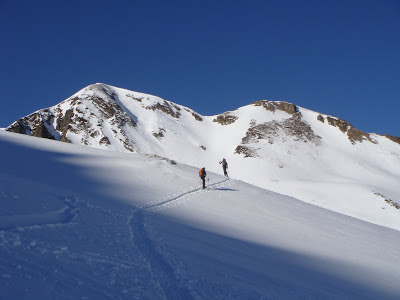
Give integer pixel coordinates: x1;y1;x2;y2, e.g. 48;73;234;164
1;130;400;299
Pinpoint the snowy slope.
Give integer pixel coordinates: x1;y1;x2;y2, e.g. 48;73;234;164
5;83;400;231
1;130;400;299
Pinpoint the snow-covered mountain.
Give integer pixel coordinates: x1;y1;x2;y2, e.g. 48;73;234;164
6;83;400;230
1;130;400;299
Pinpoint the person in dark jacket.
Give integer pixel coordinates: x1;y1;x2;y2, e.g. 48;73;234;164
219;158;228;177
199;167;207;189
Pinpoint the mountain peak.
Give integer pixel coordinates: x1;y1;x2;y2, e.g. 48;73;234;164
6;84;400;151
251;100;299;115
4;83;400;231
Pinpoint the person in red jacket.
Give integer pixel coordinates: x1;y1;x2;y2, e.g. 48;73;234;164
199;167;207;189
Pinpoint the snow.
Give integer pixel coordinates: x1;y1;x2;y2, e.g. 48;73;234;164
6;83;400;232
1;130;400;299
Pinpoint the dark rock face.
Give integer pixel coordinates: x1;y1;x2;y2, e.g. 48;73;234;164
235;112;321;158
325;116;375;145
145;101;181;119
375;193;400;210
184;108;203;122
6;84;138;151
235;145;258;158
7;120;28;134
126;92;184;120
56;109;74;132
347;127;376;144
6;111;56;140
99;137;111;145
191;112;203;121
385;134;400;145
152;128;166;140
252;100;276;112
57;109;74;143
275;102;299;114
327;117;349;133
252;100;298;115
213;113;238;125
32;122;55;140
125;94;143;102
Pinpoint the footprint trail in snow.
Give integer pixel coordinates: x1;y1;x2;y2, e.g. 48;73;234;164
129;178;230;299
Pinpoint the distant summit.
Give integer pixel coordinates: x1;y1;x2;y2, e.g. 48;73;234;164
6;83;399;153
5;83;400;230
6;83;202;153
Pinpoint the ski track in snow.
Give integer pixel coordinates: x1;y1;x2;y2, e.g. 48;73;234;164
0;168;230;299
129;178;230;300
146;177;231;211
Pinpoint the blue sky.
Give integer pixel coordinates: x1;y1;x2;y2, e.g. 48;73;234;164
1;0;399;136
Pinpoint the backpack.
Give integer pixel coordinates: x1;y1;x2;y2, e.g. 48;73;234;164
199;168;205;177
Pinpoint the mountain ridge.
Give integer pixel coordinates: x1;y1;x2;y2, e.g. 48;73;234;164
6;83;400;148
5;83;400;231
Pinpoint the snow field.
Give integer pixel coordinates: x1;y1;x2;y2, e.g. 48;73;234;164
1;131;400;299
14;83;400;231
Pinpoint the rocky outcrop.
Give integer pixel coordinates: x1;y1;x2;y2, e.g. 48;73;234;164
184;108;203;122
6;84;138;151
317;115;325;123
6;120;28;135
252;100;298;114
213;112;238;125
347;127;376;145
235;145;258;158
126;93;188;120
385;134;400;145
375;193;400;210
235;112;320;158
152;128;166;140
326;117;349;133
145;101;181;119
6;110;56;140
317;115;377;145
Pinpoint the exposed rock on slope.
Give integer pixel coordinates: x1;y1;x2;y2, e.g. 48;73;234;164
213;112;238;125
252;100;298;114
235;101;321;158
6;83;399;155
7;109;58;140
385;134;400;145
7;84;138;151
317;114;376;145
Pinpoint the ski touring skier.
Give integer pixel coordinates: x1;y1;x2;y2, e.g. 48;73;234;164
199;167;207;189
219;158;228;177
